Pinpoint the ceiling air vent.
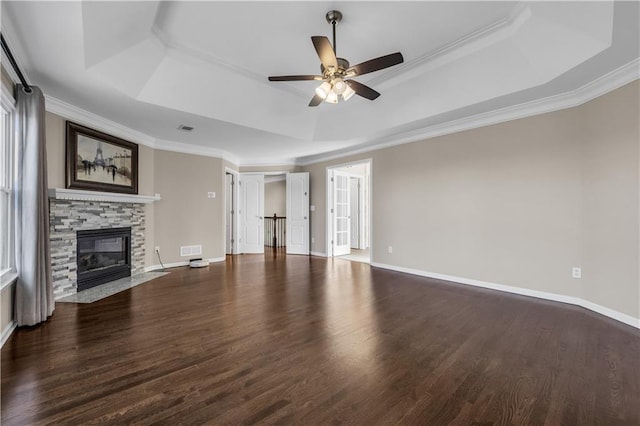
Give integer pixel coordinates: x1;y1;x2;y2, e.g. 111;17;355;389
177;124;194;132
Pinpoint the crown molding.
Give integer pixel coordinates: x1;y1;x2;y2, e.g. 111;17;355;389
151;25;309;100
39;56;640;169
43;94;239;165
152;4;526;98
369;4;530;89
297;58;640;166
44;95;156;146
153;138;240;166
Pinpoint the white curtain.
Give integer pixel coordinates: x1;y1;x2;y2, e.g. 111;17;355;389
14;84;54;326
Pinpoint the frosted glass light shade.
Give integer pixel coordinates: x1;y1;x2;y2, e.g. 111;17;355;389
326;90;339;104
342;85;356;101
315;82;331;99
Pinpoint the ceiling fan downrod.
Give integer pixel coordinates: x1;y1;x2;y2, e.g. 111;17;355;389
325;10;342;55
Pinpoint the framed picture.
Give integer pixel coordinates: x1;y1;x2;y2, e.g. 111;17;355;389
66;121;138;194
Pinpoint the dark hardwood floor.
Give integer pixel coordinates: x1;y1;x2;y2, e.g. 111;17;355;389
2;252;639;425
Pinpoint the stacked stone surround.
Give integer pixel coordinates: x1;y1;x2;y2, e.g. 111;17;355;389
49;199;145;299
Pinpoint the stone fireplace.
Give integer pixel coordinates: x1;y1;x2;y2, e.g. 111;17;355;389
49;189;158;299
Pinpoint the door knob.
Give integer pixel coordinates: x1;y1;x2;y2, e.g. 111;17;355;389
304;216;308;220
259;216;263;219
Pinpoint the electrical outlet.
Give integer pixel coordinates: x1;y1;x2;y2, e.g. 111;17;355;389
311;237;315;244
572;267;581;279
155;246;160;253
388;246;393;254
207;192;216;198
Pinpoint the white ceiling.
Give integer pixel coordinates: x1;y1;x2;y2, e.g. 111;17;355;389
2;1;639;165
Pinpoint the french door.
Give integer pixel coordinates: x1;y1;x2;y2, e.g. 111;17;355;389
333;170;351;256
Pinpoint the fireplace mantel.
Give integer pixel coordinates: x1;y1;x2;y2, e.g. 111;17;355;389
49;188;160;204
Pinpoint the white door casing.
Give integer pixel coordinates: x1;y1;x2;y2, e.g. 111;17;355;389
225;173;234;254
239;174;264;254
286;172;310;255
333;170;351;257
350;177;360;249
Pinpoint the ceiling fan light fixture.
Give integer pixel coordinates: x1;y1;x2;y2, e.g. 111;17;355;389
267;10;404;107
325;90;339;104
342;85;356;101
315;81;332;99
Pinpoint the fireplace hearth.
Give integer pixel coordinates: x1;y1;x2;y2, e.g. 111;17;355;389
77;227;131;291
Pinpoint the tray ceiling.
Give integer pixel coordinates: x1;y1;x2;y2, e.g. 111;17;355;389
2;1;638;165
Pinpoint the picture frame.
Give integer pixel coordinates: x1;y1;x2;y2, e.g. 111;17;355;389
65;121;138;194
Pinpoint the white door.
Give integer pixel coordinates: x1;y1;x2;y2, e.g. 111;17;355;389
239;174;264;253
333;171;351;256
350;177;360;249
286;172;309;255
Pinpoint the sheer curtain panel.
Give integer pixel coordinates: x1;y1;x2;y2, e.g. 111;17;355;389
14;84;54;326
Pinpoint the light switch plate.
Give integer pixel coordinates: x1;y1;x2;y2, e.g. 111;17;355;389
572;267;581;279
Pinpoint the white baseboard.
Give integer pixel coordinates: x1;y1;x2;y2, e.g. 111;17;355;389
1;320;17;348
145;257;226;272
310;251;328;257
371;262;640;330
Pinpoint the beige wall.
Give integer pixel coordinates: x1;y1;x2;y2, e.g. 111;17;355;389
153;150;224;264
44;112;157;193
302;81;639;320
45;112;66;188
265;180;286;217
43;112;226;267
44;113;160;266
580;83;639;319
139;145;156;266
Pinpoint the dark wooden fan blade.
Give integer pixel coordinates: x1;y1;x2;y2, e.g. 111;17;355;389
268;75;323;81
345;80;380;100
308;94;323;107
311;36;338;69
346;52;404;76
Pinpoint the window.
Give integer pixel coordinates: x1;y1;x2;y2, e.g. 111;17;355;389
1;87;15;280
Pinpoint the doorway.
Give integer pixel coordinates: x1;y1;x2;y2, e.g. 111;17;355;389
326;160;371;263
231;172;310;255
264;174;286;250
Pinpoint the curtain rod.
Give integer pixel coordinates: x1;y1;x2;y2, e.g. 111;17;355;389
1;33;32;93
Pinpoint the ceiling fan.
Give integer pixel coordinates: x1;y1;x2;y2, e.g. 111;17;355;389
268;10;404;106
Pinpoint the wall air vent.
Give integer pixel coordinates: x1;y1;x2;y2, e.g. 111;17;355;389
177;125;194;132
180;245;202;257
